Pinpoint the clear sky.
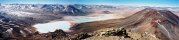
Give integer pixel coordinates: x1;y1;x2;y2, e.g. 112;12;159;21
0;0;178;7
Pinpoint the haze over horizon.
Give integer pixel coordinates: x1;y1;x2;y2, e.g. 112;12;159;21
0;0;178;7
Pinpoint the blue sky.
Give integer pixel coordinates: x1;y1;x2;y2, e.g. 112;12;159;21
0;0;178;7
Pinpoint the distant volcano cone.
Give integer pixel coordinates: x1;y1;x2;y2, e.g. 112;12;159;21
125;8;179;40
70;8;179;40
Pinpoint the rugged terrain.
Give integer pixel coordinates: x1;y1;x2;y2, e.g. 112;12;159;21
70;8;179;40
0;4;178;40
4;8;177;40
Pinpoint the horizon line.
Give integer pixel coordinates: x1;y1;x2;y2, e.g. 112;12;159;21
1;3;178;7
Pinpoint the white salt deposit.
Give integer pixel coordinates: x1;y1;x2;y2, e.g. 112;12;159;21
33;21;71;33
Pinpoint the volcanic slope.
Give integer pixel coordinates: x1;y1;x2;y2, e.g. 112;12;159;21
70;8;179;40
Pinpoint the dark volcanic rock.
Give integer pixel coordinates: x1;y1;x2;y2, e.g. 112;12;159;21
23;29;70;40
52;29;69;40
